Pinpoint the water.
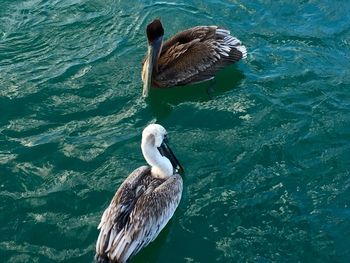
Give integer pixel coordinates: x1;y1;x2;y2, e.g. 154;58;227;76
1;0;350;262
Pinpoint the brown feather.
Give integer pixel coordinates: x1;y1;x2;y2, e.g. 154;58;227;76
142;24;246;88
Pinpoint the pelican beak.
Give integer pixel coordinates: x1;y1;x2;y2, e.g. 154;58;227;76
142;36;163;98
157;139;184;174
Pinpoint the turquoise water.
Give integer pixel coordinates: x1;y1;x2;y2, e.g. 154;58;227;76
1;0;350;262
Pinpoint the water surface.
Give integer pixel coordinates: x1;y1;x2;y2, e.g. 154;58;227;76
1;0;350;262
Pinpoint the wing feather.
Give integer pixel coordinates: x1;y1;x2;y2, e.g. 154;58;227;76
95;166;150;261
154;26;247;87
108;174;183;262
96;171;183;263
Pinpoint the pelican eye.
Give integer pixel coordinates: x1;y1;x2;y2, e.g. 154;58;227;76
163;134;169;143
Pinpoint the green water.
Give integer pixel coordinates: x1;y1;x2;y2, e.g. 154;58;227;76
1;0;350;262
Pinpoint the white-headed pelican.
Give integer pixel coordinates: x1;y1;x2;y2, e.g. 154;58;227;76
96;124;183;263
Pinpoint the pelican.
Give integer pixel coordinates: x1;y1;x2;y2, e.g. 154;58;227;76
95;124;184;263
141;19;247;97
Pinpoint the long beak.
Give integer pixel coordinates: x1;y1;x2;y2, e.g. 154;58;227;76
157;140;184;174
142;37;163;98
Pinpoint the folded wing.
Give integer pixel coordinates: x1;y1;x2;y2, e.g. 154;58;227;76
154;26;247;87
96;166;183;263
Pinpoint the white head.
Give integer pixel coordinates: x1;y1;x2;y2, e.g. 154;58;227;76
141;124;183;178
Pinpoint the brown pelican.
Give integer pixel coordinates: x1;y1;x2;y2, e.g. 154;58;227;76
96;124;184;263
142;19;247;97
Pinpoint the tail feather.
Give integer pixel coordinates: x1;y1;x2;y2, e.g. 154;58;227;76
95;254;110;263
216;28;247;60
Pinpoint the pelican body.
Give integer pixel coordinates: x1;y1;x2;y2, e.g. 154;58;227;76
96;124;184;263
142;19;247;97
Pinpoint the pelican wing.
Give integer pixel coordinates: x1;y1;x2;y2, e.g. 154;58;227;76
155;26;247;87
96;166;150;261
96;171;183;263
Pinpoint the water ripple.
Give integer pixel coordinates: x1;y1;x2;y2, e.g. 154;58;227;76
1;0;350;262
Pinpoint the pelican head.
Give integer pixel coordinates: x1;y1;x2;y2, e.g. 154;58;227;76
142;19;164;97
141;124;183;178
